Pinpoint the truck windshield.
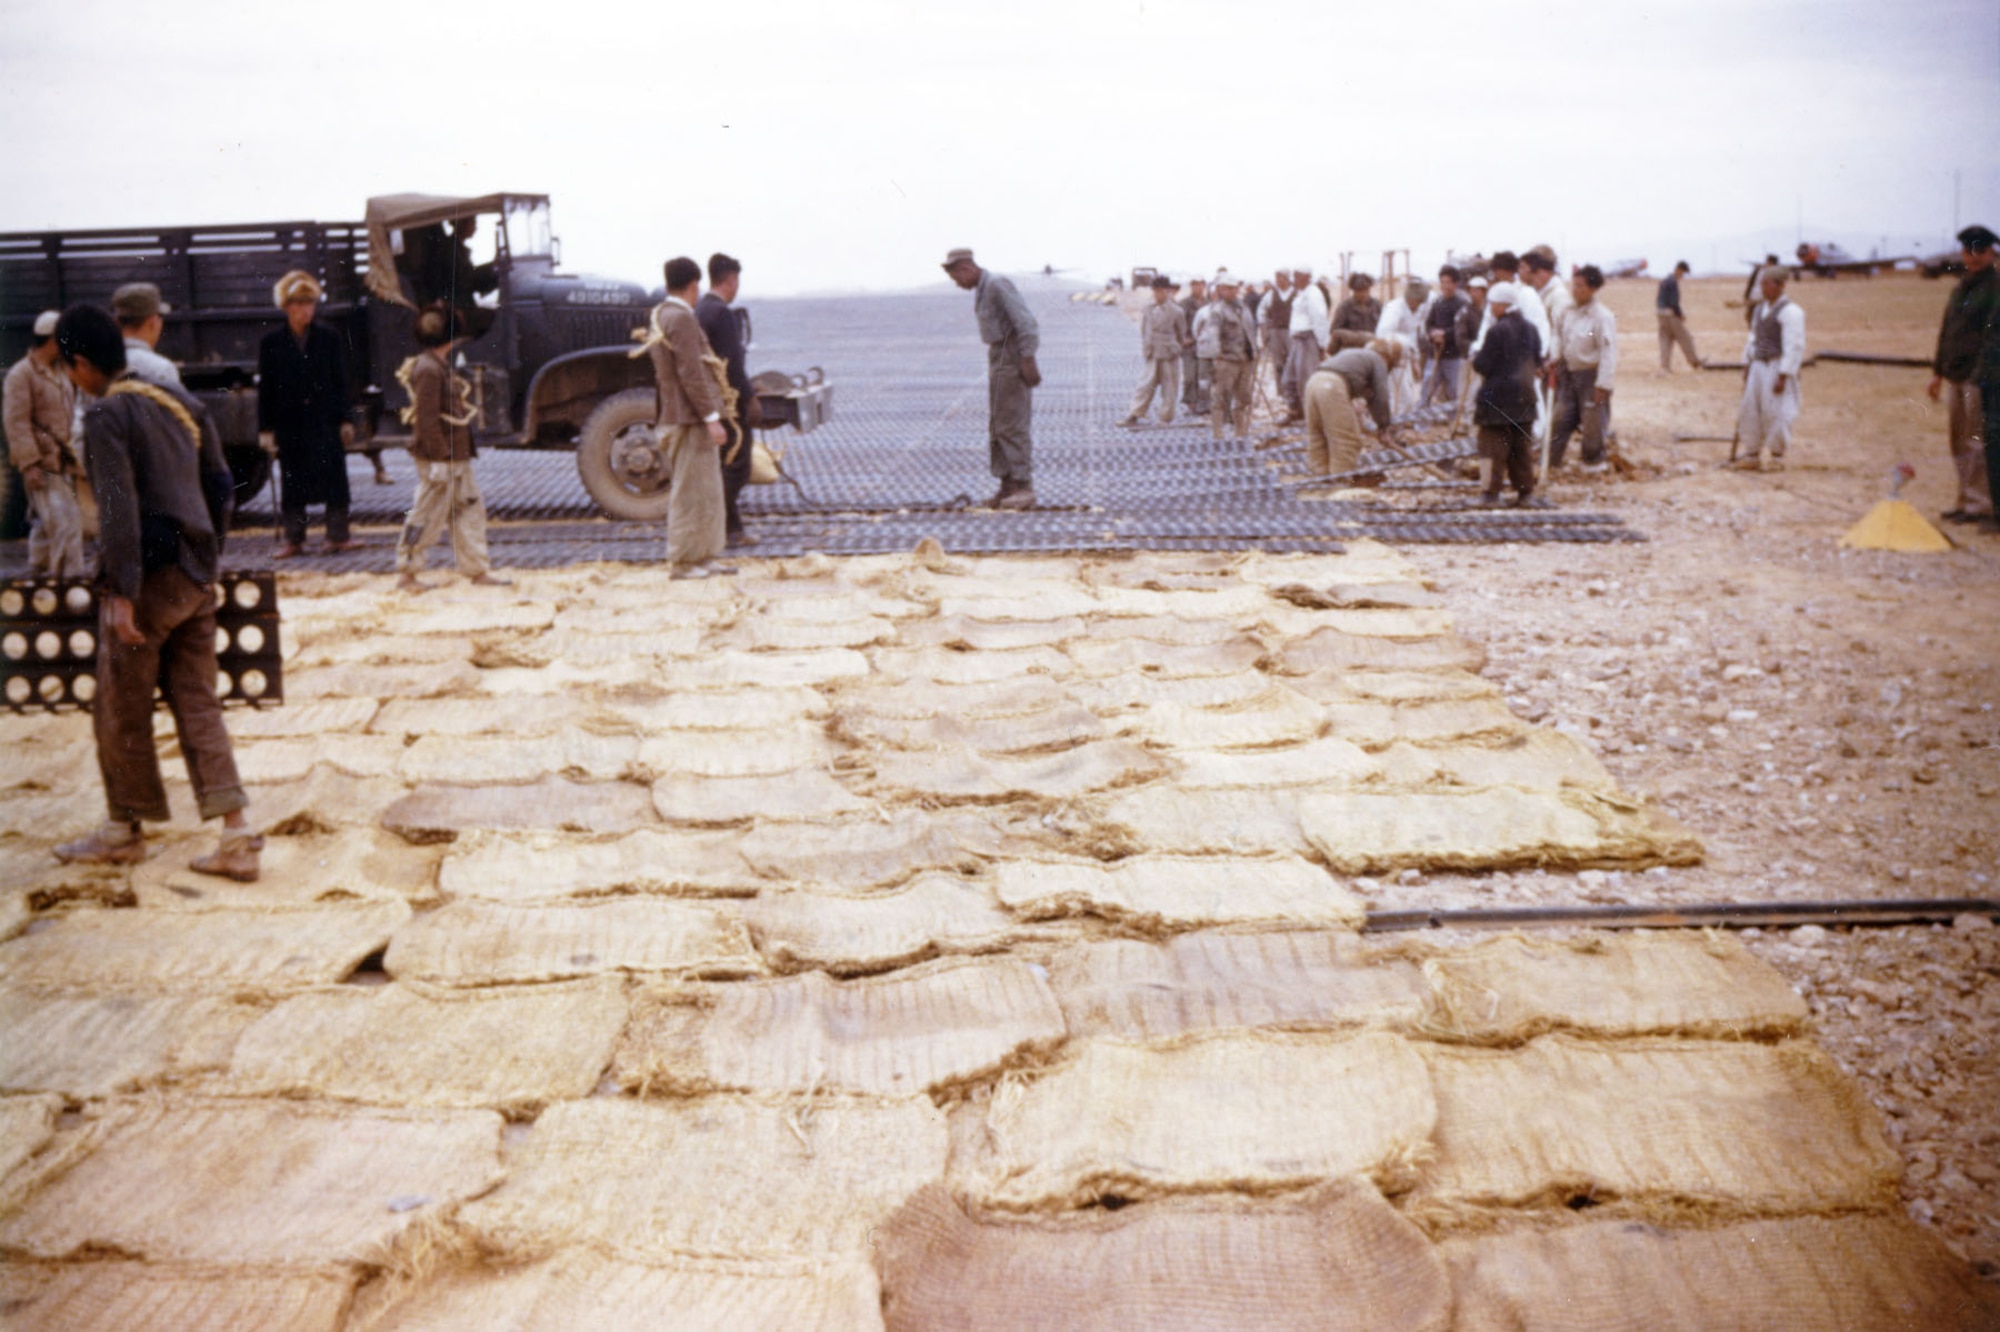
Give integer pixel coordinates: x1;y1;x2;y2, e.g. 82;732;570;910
504;200;552;259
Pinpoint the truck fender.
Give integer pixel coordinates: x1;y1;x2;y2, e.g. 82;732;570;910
521;347;655;444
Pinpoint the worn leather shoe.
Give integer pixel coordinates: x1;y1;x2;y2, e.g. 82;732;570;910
54;822;145;866
994;487;1037;511
190;831;263;883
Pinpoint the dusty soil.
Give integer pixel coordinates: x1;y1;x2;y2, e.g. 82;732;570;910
1;273;1993;1310
1387;272;2000;1272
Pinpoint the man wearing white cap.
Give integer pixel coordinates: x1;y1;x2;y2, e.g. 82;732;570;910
944;248;1041;509
1193;272;1259;441
1734;265;1806;471
4;310;84;575
1471;282;1544;505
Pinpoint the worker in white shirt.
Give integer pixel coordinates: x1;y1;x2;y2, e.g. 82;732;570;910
1734;266;1807;472
1374;278;1433;418
1280;265;1330;423
1549;264;1618;472
1523;251;1572;327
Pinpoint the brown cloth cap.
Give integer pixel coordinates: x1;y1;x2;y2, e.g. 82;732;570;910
111;283;170;321
941;247;976;270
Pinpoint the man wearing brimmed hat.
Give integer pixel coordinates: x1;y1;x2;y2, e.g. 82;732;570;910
943;248;1041;509
1733;265;1805;472
4;310;84;575
1926;224;1998;524
1119;274;1188;427
259;269;362;554
1193;272;1259;441
111;283;182;390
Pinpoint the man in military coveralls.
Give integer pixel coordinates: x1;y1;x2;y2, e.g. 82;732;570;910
943;248;1041;510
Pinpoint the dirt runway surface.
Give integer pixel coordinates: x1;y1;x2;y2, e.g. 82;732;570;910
1;272;1996;1315
1391;271;2000;1272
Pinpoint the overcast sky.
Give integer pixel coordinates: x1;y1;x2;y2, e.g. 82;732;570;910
3;0;1995;294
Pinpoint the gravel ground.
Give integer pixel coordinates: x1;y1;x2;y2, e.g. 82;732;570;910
1378;273;2000;1274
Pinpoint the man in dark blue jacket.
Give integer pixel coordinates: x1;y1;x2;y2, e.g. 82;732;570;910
1656;261;1701;371
696;253;761;548
50;304;260;881
1471;282;1545;507
259;270;360;557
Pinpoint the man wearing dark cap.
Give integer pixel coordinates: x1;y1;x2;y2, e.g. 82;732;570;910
943;248;1041;509
49;303;260;881
1926;224;1998;524
1119;274;1188;427
4;311;83;576
111;283;182;390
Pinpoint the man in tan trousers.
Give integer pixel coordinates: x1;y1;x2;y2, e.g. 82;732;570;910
394;306;508;592
1119;274;1188;426
649;256;732;577
1304;338;1403;477
1194;272;1259;441
4;310;84;576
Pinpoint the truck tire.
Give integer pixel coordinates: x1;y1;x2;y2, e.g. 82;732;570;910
577;387;674;522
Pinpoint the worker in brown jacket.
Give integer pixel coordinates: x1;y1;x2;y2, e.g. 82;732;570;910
50;303;260;881
394;305;507;591
4;310;84;576
647;256;732;577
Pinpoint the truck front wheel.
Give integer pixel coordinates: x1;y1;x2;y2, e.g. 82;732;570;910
577;388;674;522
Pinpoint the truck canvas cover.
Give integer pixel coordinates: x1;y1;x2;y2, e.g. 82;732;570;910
363;193;526;307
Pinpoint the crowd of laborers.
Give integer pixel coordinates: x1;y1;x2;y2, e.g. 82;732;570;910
1112;247;1628;508
1099;229;2000;518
